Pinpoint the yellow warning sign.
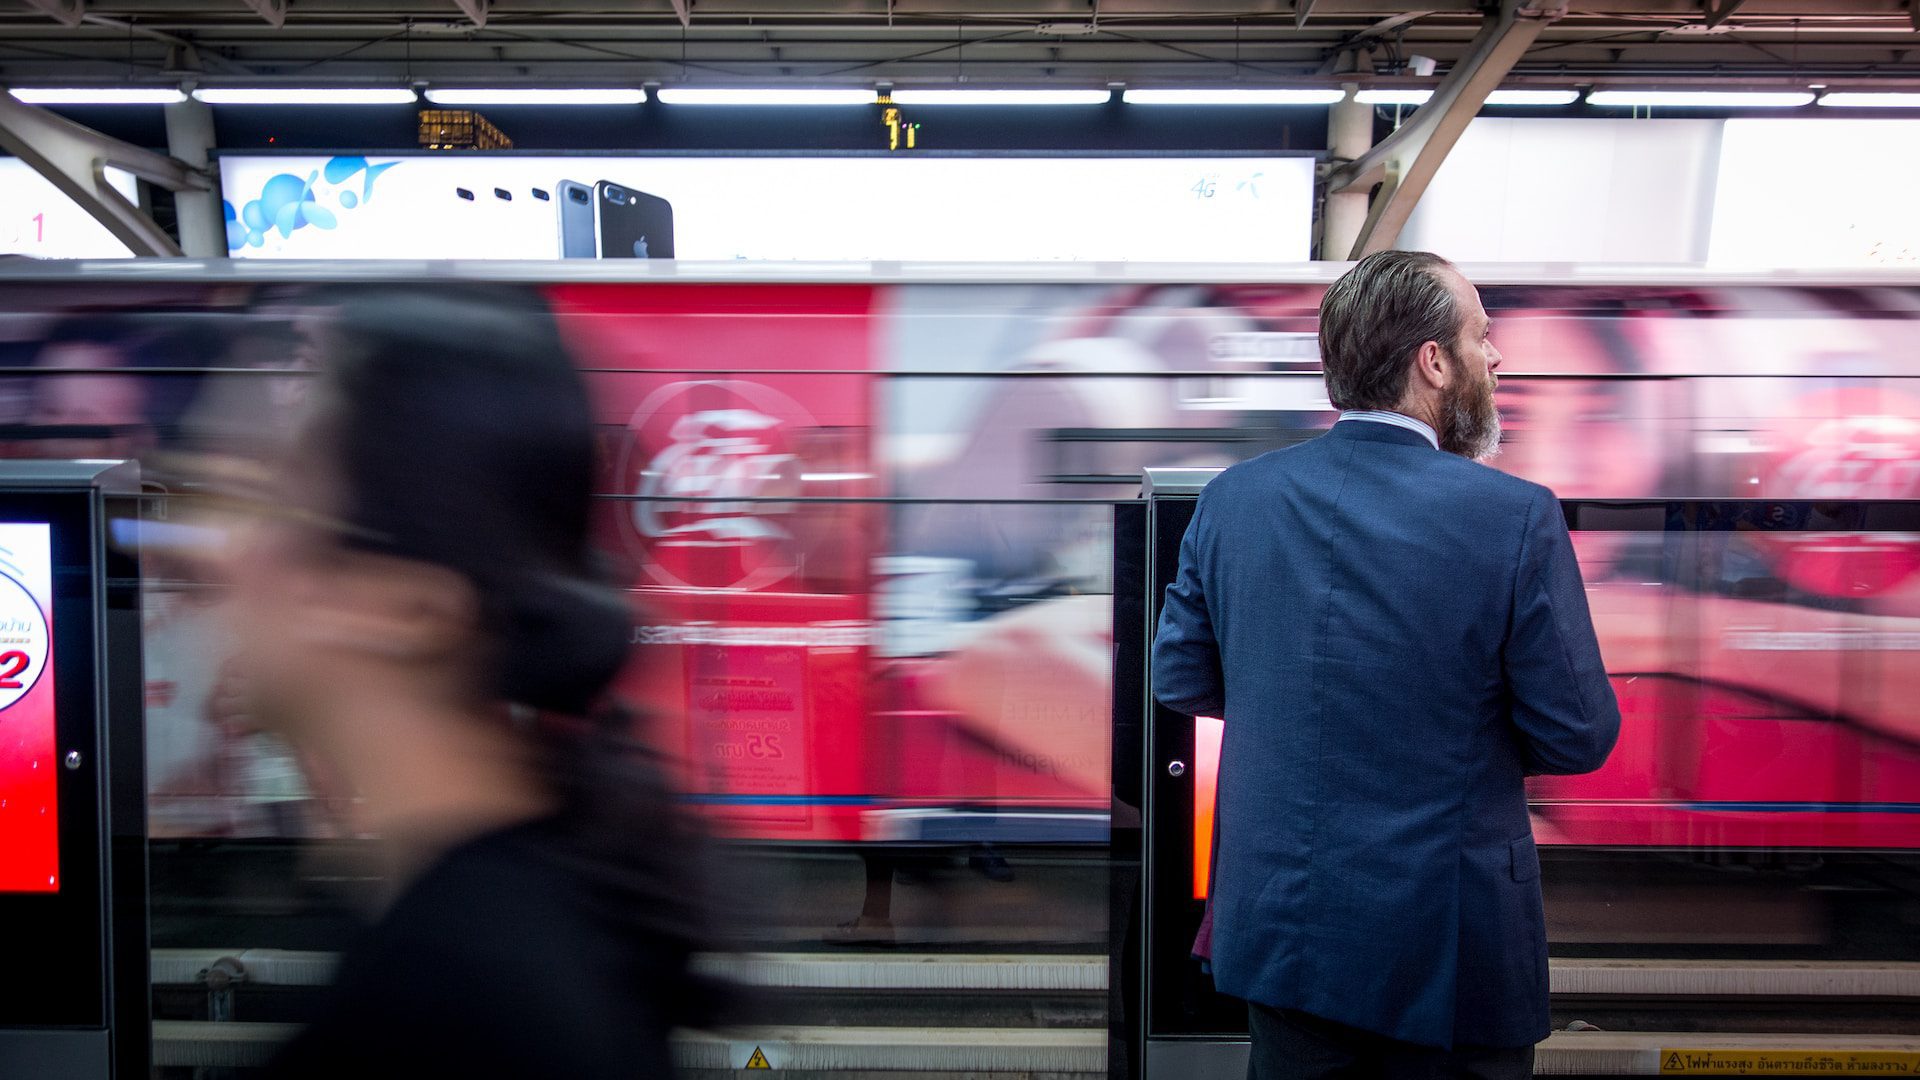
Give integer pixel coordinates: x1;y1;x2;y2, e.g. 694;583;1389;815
745;1046;772;1070
1661;1049;1920;1075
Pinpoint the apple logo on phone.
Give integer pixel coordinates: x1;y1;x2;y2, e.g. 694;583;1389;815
633;237;649;258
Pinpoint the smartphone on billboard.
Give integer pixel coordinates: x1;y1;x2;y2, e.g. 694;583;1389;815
594;181;675;259
555;179;597;258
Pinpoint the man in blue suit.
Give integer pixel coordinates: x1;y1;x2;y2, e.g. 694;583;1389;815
1152;251;1620;1079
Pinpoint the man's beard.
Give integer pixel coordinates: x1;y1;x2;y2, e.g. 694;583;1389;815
1438;353;1501;461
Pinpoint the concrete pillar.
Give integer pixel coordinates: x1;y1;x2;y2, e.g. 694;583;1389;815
164;98;226;258
1321;87;1373;262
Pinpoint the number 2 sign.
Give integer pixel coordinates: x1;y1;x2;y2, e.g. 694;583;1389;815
0;572;50;711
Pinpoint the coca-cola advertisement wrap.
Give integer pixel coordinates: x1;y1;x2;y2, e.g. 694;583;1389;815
551;283;879;840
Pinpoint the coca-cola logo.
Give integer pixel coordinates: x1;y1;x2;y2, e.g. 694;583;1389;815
618;380;814;591
1769;412;1920;500
1759;389;1920;598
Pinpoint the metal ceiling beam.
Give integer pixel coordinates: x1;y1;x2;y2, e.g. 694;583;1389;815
1704;0;1748;27
1328;0;1568;258
21;0;85;26
671;0;691;27
240;0;286;27
0;94;208;257
0;0;1912;17
0;0;1915;84
453;0;488;25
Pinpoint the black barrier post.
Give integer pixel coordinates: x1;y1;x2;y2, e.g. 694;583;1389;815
0;461;147;1080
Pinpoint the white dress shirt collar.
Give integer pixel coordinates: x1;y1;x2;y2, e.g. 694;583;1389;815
1337;410;1439;450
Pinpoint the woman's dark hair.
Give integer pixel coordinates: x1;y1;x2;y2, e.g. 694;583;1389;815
320;284;628;715
1317;250;1464;412
308;284;721;1016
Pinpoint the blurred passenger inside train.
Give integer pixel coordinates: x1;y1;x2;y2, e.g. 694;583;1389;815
0;312;290;826
893;283;1330;806
4;313;207;459
216;284;718;1078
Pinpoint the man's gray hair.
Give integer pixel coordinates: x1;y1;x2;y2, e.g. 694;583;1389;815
1317;251;1465;412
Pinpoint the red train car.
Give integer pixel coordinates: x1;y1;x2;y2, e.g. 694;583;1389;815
0;263;1916;852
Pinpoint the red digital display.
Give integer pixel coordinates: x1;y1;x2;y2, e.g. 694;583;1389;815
1194;715;1222;900
0;524;57;893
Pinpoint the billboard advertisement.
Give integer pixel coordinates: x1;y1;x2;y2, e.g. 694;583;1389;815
0;159;138;260
216;154;1315;262
1711;119;1920;268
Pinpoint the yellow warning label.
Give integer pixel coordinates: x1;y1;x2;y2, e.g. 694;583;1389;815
1661;1049;1920;1075
745;1046;772;1070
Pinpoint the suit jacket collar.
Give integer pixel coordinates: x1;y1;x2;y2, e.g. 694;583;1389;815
1327;418;1441;450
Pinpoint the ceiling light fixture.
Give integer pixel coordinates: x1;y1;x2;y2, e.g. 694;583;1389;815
655;88;877;106
1484;89;1581;106
1356;89;1432;105
192;88;418;105
888;89;1111;106
8;87;187;105
1587;89;1814;108
423;88;646;105
1816;92;1920;108
1122;88;1345;106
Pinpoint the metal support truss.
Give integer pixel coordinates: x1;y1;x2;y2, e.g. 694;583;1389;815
1704;0;1748;28
671;0;691;28
452;0;489;25
1325;0;1568;259
21;0;85;26
0;94;209;257
241;0;287;28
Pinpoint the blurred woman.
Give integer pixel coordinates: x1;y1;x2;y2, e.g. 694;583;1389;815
227;285;713;1078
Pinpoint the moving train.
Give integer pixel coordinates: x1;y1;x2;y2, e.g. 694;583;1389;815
2;261;1917;851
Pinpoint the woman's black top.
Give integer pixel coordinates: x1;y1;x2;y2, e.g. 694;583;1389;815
267;816;690;1079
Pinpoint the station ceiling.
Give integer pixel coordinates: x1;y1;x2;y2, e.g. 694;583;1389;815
2;1;1917;90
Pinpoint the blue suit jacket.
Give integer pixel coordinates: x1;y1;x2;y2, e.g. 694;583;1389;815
1152;420;1620;1049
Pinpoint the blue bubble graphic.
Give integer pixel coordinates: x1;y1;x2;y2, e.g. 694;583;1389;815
302;203;337;230
360;161;400;199
260;173;308;220
323;156;367;185
246;230;264;248
223;200;238;223
338;191;359;209
225;218;248;251
273;201;304;238
241;199;268;232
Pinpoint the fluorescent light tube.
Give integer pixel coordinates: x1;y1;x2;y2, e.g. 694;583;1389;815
1817;92;1920;108
1587;90;1813;108
655;88;876;106
192;88;418;105
1484;89;1580;106
888;89;1110;106
423;88;645;105
1122;88;1345;106
8;87;187;105
1356;89;1432;105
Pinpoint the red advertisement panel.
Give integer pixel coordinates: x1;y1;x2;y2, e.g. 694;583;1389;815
0;523;57;891
547;284;878;841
